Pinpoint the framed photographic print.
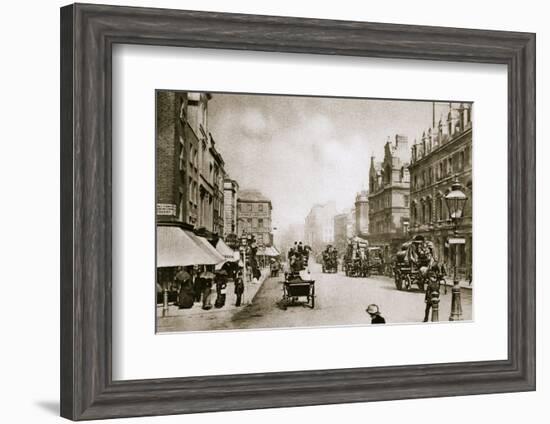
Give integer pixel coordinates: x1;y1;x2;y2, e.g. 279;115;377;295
60;3;536;420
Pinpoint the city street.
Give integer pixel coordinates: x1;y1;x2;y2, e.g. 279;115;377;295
157;261;472;333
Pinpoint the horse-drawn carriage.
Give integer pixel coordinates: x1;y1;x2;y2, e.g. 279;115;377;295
393;235;445;292
281;244;315;309
281;273;315;309
321;245;338;273
365;246;385;276
344;237;370;277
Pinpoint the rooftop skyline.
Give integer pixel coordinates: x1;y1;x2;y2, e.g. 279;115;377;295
208;94;459;233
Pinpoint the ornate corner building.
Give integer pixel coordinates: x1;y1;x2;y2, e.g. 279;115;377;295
408;103;473;279
368;135;411;255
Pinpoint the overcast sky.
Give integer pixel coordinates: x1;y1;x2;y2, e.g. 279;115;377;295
208;94;453;231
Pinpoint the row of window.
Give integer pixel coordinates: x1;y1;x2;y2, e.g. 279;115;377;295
370;194;409;212
411;196;447;225
370;218;394;235
238;202;267;213
412;147;470;190
411;107;472;163
242;217;267;229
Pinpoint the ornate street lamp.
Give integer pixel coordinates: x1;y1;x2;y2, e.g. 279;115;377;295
444;178;468;321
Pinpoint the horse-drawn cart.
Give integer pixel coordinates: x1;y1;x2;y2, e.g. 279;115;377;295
393;235;445;292
321;245;338;273
344;237;369;277
281;276;315;309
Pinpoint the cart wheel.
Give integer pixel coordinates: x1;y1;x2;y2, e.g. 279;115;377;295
404;275;411;291
396;277;402;290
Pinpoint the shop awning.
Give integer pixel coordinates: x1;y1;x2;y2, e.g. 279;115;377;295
187;232;225;264
263;246;281;257
157;226;221;267
216;238;238;261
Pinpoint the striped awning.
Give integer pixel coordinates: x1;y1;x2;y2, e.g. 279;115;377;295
186;232;225;264
156;226;223;267
215;238;238;261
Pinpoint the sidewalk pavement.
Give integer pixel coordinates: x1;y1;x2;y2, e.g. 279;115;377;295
156;268;272;319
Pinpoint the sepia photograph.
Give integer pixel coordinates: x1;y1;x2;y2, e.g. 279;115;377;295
156;91;473;333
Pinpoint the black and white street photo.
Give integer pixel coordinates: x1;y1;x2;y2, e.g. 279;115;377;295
156;91;473;333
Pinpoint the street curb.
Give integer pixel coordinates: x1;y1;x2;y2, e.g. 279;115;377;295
244;268;271;305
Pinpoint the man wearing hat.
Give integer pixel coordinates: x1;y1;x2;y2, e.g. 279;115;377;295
234;266;244;307
366;304;386;324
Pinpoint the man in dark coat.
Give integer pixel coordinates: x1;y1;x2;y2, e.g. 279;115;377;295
214;270;228;308
234;268;244;306
423;274;441;322
366;304;386;324
193;265;203;302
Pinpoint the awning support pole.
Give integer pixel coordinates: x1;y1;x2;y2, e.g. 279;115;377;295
162;288;169;317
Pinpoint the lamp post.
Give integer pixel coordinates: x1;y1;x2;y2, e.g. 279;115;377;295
236;218;248;283
444;178;468;321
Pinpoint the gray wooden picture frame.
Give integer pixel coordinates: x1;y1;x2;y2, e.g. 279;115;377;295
60;3;536;421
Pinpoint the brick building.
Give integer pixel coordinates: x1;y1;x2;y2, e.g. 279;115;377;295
368;135;411;254
409;103;473;277
156;90;227;238
236;189;273;246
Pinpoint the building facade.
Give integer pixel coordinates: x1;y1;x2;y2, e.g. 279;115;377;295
409;103;473;278
223;179;239;238
304;202;336;254
236;189;273;246
209;136;225;237
333;212;348;254
156;90;228;238
368;135;411;253
354;190;369;237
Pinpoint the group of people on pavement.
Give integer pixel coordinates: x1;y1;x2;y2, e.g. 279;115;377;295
172;264;245;310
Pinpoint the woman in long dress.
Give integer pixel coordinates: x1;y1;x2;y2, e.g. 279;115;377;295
175;267;194;309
